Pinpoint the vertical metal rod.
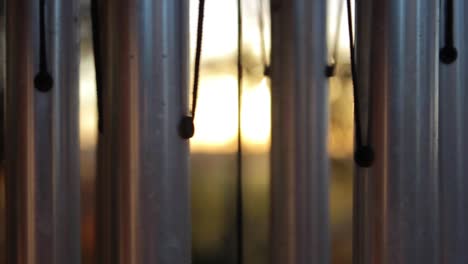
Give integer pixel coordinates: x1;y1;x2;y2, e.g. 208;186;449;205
270;0;329;263
355;0;440;263
96;0;190;263
5;0;80;263
439;1;468;263
94;1;114;262
353;0;374;263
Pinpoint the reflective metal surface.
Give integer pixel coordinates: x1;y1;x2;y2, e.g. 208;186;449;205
270;0;329;263
439;1;468;263
354;1;373;263
6;0;80;263
355;0;440;263
96;0;190;263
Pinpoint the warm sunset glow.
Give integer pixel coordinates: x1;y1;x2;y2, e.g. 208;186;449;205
190;76;272;153
190;76;239;150
80;54;98;149
241;78;271;148
78;0;352;151
189;0;238;60
79;67;273;153
78;0;274;154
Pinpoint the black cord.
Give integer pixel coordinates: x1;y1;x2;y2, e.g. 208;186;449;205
440;0;457;64
91;0;104;133
191;0;206;118
179;0;206;139
257;0;270;77
35;0;53;92
326;0;344;77
346;0;374;167
236;0;244;263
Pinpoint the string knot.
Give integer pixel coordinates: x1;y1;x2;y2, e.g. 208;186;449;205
354;145;375;168
325;63;336;77
178;116;195;139
440;46;457;64
34;71;53;92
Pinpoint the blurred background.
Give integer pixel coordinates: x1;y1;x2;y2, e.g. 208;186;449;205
0;0;355;263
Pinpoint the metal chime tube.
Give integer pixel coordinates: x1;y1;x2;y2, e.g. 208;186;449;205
270;0;329;263
6;0;80;263
353;0;372;262
96;0;190;263
355;0;439;263
439;1;468;263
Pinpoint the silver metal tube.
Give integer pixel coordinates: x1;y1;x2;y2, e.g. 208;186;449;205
439;1;468;263
355;0;439;263
6;0;80;263
354;1;373;263
96;0;190;263
270;0;329;263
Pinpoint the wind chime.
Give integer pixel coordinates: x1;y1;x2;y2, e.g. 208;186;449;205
6;0;467;263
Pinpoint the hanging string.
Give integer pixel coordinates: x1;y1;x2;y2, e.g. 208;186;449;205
326;0;344;77
346;0;374;167
257;0;270;76
91;0;104;133
440;0;457;64
179;0;206;139
35;0;53;92
236;0;244;263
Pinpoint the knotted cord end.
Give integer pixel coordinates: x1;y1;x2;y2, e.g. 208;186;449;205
325;63;336;77
440;46;458;64
34;71;53;92
354;145;375;168
178;115;195;139
263;65;271;77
